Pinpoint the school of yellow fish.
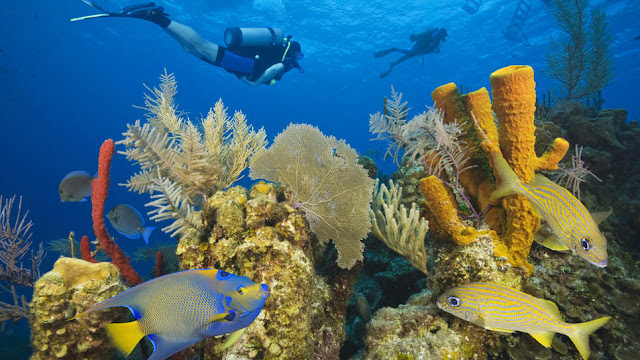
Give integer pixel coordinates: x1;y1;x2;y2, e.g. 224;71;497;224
438;151;611;360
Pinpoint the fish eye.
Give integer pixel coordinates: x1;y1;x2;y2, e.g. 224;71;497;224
237;286;244;295
448;296;461;307
581;238;591;251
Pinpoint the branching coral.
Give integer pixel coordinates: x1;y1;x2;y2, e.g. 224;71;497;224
545;0;615;102
369;179;429;275
249;123;374;269
0;195;44;329
554;145;601;200
118;71;267;238
370;89;480;222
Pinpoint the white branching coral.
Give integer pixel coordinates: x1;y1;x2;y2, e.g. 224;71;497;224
369;179;429;275
118;71;267;237
249;124;374;269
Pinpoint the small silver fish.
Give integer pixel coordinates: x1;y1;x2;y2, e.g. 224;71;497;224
107;204;155;244
59;171;95;202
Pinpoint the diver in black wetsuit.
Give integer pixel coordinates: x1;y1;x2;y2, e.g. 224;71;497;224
374;27;448;79
72;2;304;86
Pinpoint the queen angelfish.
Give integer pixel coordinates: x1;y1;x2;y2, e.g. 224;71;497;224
438;282;610;360
71;268;270;360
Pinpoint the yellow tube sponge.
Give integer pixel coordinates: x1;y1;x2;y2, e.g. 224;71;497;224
419;176;491;246
489;65;569;273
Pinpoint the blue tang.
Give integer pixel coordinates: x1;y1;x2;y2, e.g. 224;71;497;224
107;204;156;244
59;170;95;202
71;268;270;360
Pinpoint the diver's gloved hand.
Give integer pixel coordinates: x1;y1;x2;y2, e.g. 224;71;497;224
115;2;171;28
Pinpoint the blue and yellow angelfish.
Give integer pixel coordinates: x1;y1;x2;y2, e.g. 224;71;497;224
71;268;270;360
490;151;610;267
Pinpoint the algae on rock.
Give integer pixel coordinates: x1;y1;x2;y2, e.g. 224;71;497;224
30;257;127;360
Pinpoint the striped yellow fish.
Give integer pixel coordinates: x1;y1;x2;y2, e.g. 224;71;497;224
490;151;609;267
437;282;610;360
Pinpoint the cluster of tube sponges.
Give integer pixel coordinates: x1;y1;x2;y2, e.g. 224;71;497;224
419;65;569;273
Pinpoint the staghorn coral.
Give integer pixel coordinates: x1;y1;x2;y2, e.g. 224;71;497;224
118;71;267;238
369;179;429;275
249;123;374;269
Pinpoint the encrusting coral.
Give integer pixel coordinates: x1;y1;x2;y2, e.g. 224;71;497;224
29;257;127;360
176;183;356;359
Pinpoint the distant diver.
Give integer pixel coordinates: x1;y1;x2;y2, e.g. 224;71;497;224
71;1;304;86
374;27;448;79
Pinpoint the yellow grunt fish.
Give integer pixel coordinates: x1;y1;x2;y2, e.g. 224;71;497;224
490;151;609;267
437;282;610;360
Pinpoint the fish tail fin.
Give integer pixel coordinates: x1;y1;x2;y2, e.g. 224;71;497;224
105;320;146;357
490;151;521;200
568;316;611;360
141;226;156;245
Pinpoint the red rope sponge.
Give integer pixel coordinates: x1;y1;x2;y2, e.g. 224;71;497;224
91;139;142;285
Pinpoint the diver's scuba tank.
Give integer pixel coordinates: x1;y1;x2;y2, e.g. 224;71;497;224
224;27;285;48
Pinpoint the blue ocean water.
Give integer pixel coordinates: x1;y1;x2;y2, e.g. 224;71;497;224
0;0;638;358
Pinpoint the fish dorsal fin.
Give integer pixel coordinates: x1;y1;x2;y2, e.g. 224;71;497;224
529;331;555;348
531;174;557;188
534;298;563;321
534;233;570;251
222;328;246;350
591;209;613;225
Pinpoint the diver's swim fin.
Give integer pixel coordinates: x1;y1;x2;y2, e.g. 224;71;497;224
374;48;397;58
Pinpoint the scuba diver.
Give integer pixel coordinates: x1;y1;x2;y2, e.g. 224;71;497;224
374;27;448;79
72;1;304;86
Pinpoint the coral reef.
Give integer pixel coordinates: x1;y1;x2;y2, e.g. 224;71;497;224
372;65;568;273
29;257;127;359
176;183;355;359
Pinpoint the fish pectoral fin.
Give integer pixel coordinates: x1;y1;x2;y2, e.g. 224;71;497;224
104;320;146;357
534;234;570;251
222;328;246;350
591;209;613;225
206;312;233;324
529;330;555;348
485;326;515;334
